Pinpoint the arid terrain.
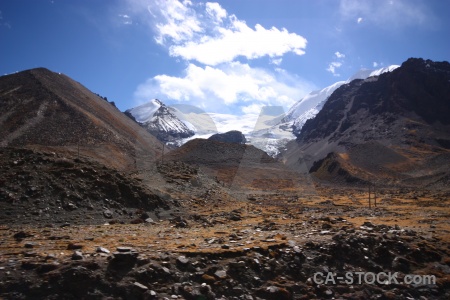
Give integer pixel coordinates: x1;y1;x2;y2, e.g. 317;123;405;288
1;146;449;299
1;64;449;299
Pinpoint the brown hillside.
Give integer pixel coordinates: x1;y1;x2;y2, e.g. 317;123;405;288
166;138;315;195
286;58;450;188
0;68;163;170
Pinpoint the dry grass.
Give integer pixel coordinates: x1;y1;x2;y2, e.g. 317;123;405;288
2;186;448;264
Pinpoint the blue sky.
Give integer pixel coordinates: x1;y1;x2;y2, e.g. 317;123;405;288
1;0;449;115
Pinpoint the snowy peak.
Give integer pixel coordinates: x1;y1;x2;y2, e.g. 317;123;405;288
126;99;195;144
346;65;400;82
126;99;162;123
283;64;400;136
284;80;346;123
368;65;400;77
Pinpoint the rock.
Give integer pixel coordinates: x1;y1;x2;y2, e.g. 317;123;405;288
145;218;156;224
322;223;332;229
134;282;148;291
116;246;135;252
71;250;83;260
229;261;246;270
36;262;60;274
140;212;150;220
176;255;189;265
96;247;110;254
66;202;78;211
229;214;242;221
24;242;37;248
262;286;291;300
103;209;113;219
67;243;83;250
21;261;39;270
214;270;227;280
110;251;139;268
175;218;188;228
161;267;171;275
13;231;33;240
201;274;216;283
60;222;71;228
392;256;411;273
143;290;158;299
362;221;375;227
45;253;57;260
293;246;302;253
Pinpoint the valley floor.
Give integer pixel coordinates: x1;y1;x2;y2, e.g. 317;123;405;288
1;186;449;299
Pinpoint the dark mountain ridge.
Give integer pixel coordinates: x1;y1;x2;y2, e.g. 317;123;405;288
208;130;247;144
298;58;450;143
285;58;450;188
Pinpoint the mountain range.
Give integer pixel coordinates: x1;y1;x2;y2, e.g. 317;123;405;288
124;64;400;156
284;58;450;187
1;58;449;189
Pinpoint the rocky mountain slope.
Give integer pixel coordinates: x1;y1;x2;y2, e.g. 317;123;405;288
237;66;400;157
284;58;450;187
165;138;313;195
125;99;195;144
283;65;399;136
0;147;170;225
0;68;164;170
208;130;247;144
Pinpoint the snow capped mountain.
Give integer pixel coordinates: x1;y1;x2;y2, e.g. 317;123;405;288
368;65;400;77
125;99;195;144
126;99;162;123
124;65;399;155
283;80;346;123
283;65;400;136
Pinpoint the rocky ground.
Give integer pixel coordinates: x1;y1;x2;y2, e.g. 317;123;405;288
1;148;450;299
0;147;173;226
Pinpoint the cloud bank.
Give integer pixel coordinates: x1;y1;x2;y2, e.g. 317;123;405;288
126;0;313;114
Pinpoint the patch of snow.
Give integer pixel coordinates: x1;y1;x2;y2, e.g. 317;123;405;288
126;99;162;123
282;64;400;136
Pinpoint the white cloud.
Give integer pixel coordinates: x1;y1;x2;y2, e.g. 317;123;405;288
146;0;203;44
134;62;314;113
340;0;434;29
205;2;227;23
327;51;345;76
271;58;283;66
119;14;132;25
126;0;313;114
335;51;345;58
373;62;378;67
242;104;264;115
170;22;307;65
142;0;307;65
326;62;343;76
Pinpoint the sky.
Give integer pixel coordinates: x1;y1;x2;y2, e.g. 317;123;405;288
1;0;449;115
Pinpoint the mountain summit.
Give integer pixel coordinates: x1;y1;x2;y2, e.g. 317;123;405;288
282;65;400;136
0;68;163;169
125;99;195;144
284;58;450;187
